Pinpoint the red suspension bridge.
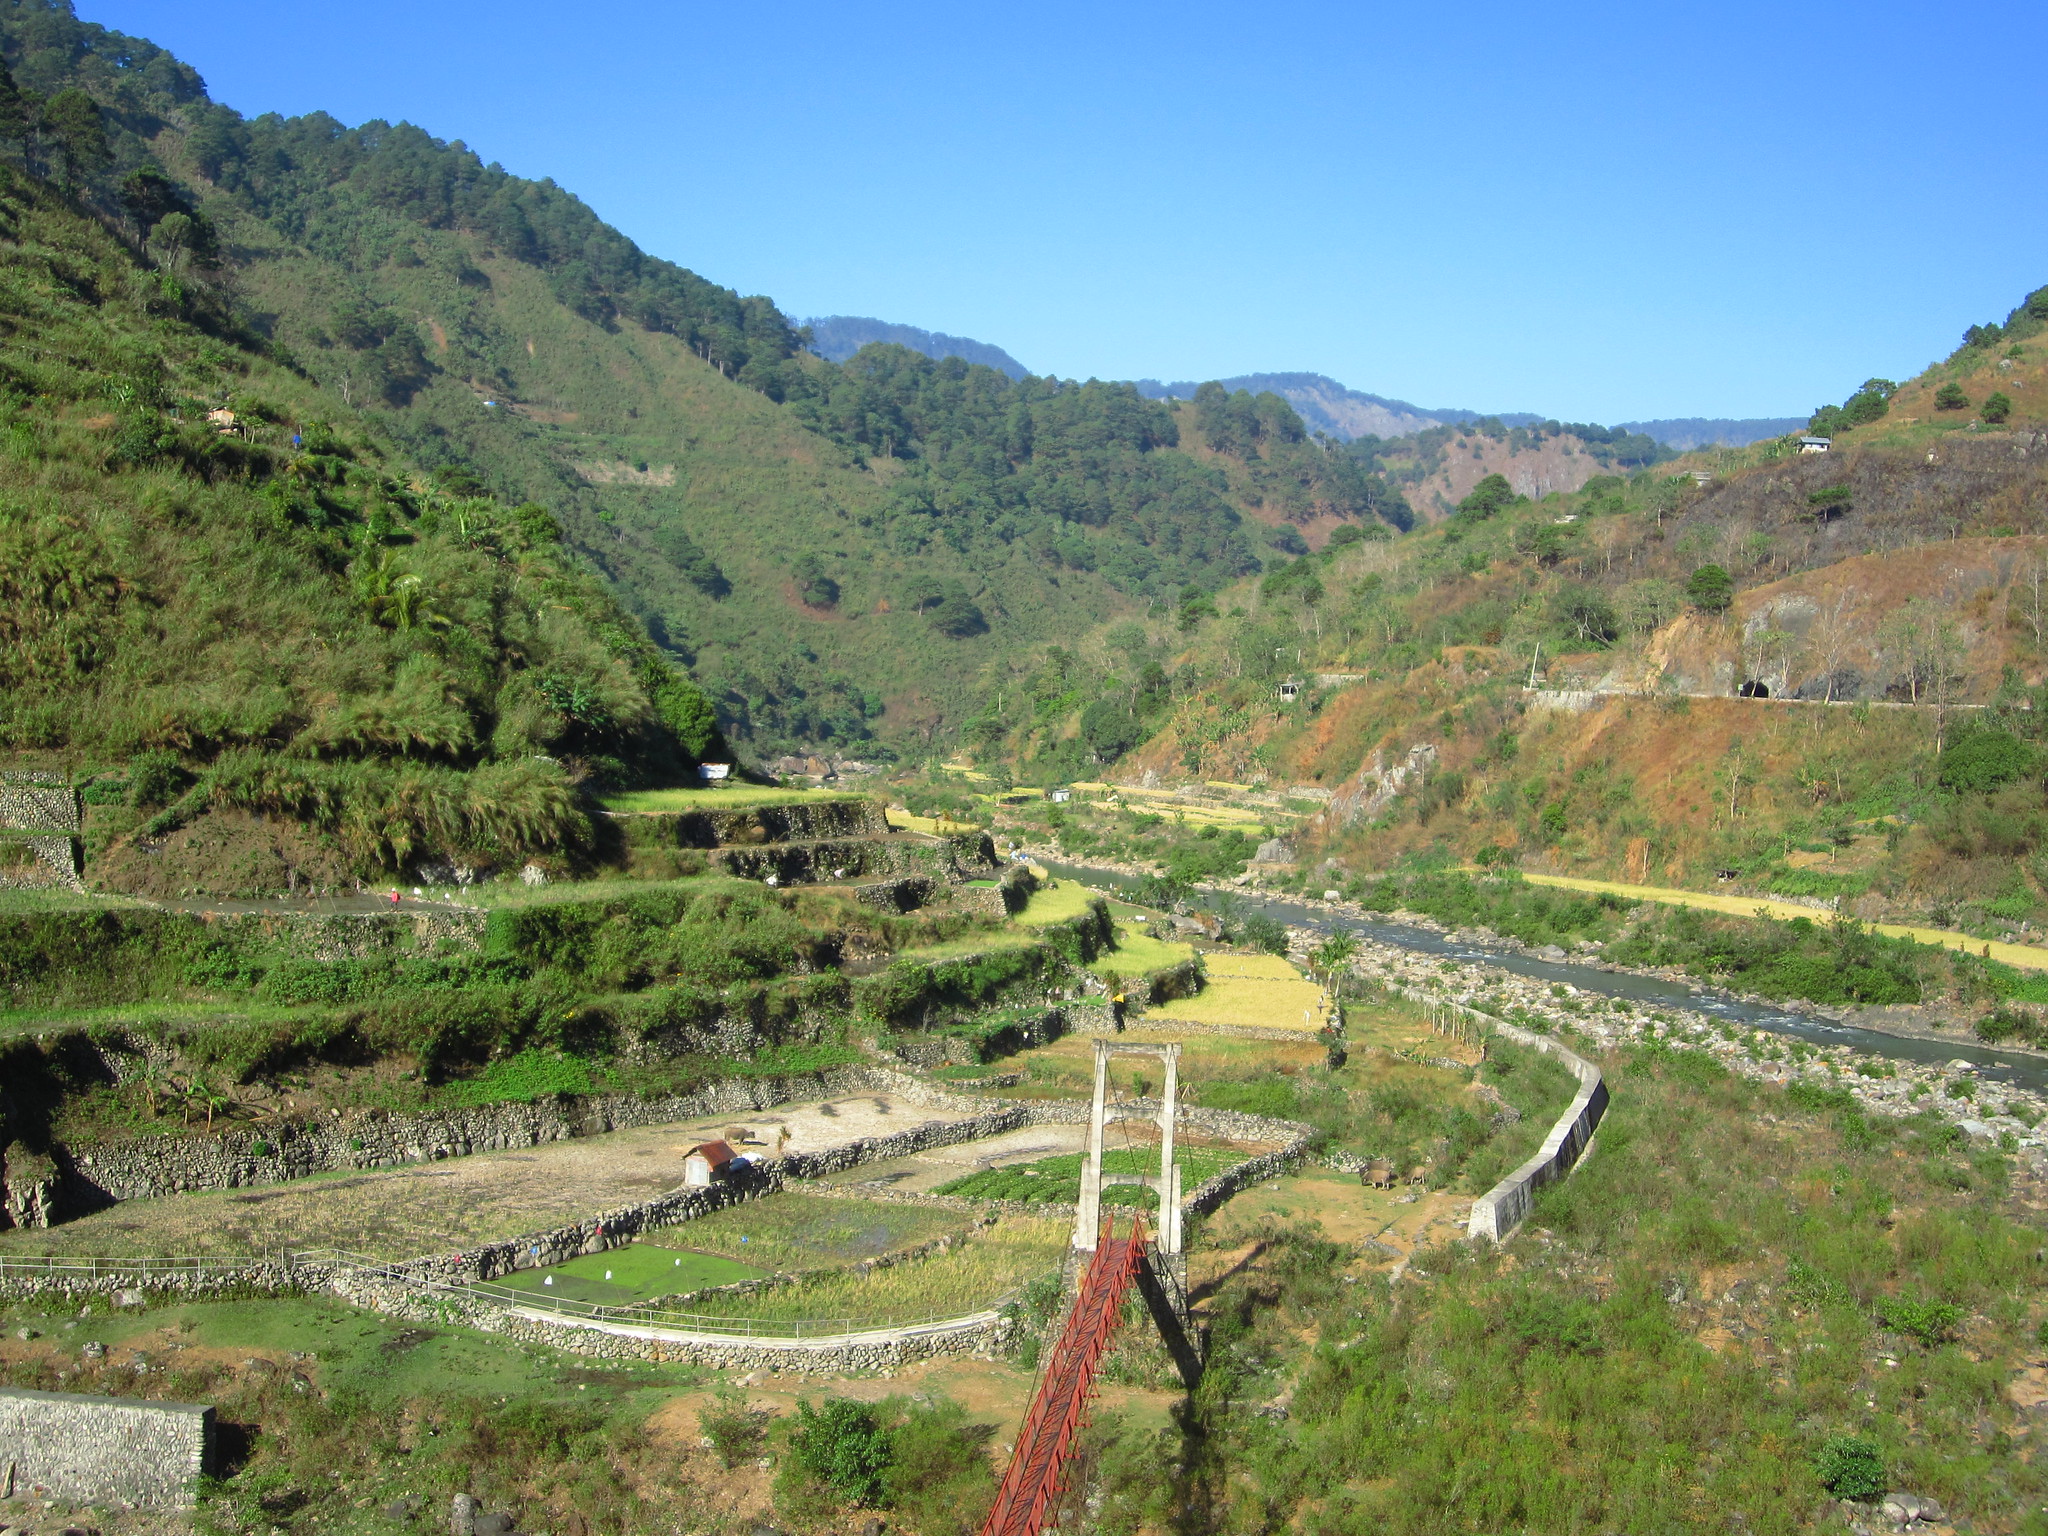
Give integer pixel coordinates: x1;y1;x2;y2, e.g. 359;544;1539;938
980;1040;1203;1536
979;1211;1199;1536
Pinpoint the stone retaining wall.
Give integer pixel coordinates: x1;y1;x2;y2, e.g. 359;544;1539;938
189;905;488;960
0;1385;212;1507
333;1270;1013;1372
2;1071;1316;1366
718;837;945;885
853;875;943;913
0;832;81;891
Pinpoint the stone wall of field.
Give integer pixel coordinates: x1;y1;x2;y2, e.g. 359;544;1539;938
0;773;83;892
46;1066;968;1213
717;836;947;884
0;1385;213;1507
0;832;81;891
0;1071;1316;1367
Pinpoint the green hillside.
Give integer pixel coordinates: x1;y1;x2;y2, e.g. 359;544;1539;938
0;4;1418;756
0;158;734;882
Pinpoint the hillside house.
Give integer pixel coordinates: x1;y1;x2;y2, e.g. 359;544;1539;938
1277;680;1302;702
1798;436;1832;454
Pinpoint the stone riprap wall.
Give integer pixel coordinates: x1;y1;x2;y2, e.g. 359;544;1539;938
1463;1020;1607;1243
852;874;941;913
0;1253;307;1304
332;1268;1014;1372
949;882;1010;919
0;1144;61;1230
0;771;78;832
0;1386;213;1507
0;1073;1316;1367
0;832;81;891
607;797;886;851
718;836;944;885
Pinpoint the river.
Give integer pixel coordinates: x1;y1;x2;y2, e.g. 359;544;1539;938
1035;858;2048;1095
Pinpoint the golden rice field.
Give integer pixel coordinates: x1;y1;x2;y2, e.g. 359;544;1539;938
1144;953;1326;1032
599;786;856;812
1091;925;1197;977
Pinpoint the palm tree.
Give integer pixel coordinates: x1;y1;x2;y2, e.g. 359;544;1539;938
1310;931;1358;981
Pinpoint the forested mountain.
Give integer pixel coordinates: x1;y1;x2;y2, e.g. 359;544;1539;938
984;275;2048;932
0;2;1424;755
804;315;1030;379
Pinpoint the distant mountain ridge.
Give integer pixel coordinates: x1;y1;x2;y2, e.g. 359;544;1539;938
802;317;1799;452
1613;417;1808;450
804;316;1031;379
1135;372;1541;439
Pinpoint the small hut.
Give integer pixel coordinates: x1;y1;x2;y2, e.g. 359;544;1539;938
682;1140;738;1188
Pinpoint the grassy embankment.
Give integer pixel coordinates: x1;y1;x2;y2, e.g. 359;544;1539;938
0;875;1021;1153
1060;1041;2048;1536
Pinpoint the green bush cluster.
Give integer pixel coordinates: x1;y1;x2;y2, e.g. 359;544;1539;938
775;1395;994;1534
1351;870;1630;950
1607;909;1923;1005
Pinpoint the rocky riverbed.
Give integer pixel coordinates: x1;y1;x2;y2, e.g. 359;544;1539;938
1319;929;2048;1150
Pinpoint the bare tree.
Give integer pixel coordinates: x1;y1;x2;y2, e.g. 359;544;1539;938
1878;599;1969;750
1747;626;1796;691
1924;615;1971;755
1876;606;1928;702
2021;558;2047;645
1805;589;1862;702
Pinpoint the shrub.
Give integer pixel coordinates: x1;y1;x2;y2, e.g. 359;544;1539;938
447;1048;599;1105
1875;1295;1964;1346
1978;1005;2044;1045
1238;912;1290;955
1814;1436;1887;1499
1684;564;1733;613
1937;729;2034;794
1984;391;2013;424
880;1399;995;1536
786;1399;891;1507
700;1387;767;1470
127;749;188;809
1934;382;1969;411
1503;1291;1602;1354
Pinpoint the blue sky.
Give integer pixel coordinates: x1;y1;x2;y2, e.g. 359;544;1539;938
83;0;2048;423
